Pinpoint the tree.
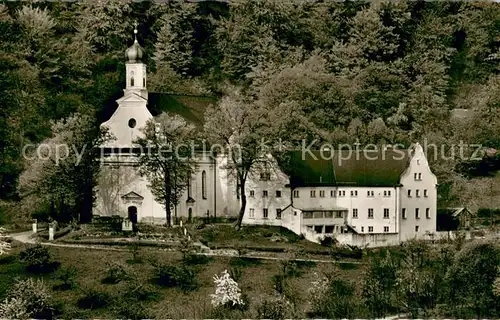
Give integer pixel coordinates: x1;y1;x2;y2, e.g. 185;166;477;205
203;86;272;230
134;113;197;227
444;240;499;318
18;113;109;223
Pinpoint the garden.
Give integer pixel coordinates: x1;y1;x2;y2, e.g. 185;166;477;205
1;224;499;319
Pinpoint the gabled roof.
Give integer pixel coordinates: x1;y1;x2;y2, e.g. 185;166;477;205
121;191;144;200
282;149;410;188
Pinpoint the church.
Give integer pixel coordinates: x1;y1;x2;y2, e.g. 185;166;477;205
94;28;438;245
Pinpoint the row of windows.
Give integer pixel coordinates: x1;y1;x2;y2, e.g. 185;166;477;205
358;226;390;233
293;189;393;198
402;208;431;219
249;190;282;198
407;189;428;197
248;208;282;219
350;208;432;219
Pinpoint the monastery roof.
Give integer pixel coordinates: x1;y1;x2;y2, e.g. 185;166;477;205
281;149;411;188
147;92;217;127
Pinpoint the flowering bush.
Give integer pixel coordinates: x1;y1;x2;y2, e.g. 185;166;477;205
0;278;55;319
210;269;244;308
0;227;11;256
257;294;294;319
308;272;329;309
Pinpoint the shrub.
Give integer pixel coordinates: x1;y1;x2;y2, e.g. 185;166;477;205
53;265;77;290
123;282;160;302
308;276;358;319
210;270;245;308
320;236;335;247
0;278;56;319
113;299;151;320
183;253;213;265
77;288;112;310
19;244;59;273
154;263;198;291
102;261;129;284
127;243;142;264
229;266;242;282
230;257;261;267
257;295;295;319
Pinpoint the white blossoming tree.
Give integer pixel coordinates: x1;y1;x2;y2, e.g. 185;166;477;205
210;269;244;308
0;227;11;256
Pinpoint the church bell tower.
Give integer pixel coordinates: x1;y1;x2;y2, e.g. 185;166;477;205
124;23;147;100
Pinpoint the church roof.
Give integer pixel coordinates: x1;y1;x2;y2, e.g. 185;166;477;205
281;149;410;188
100;92;217;127
147;92;217;128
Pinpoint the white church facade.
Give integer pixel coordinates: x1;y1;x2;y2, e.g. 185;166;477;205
94;29;438;246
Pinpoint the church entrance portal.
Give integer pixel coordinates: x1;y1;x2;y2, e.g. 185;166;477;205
128;206;138;224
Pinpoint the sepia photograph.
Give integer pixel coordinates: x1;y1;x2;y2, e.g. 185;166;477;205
0;0;499;319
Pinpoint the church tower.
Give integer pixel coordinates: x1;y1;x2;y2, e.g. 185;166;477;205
124;23;147;100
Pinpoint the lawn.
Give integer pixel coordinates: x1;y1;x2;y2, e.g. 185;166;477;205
0;241;364;319
193;224;327;252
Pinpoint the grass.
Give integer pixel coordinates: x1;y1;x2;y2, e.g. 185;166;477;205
0;242;364;318
195;225;326;252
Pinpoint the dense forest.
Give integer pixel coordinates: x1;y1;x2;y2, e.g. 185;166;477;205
0;0;499;223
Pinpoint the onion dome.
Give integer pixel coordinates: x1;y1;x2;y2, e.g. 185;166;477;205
125;26;145;63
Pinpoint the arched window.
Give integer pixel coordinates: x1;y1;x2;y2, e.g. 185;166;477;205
202;171;207;199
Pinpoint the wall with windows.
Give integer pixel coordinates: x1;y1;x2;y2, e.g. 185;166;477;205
242;159;292;228
399;144;438;240
289;186;399;234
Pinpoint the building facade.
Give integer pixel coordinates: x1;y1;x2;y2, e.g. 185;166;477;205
95;30;438;246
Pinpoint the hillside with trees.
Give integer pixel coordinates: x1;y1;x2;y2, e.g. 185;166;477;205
0;0;499;224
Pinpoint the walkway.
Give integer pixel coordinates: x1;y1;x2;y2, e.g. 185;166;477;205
8;230;362;264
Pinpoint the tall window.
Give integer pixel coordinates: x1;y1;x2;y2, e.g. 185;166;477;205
368;226;373;233
263;208;268;219
402;208;407;219
249;190;255;197
201;171;207;199
143;78;145;87
368;208;374;219
384;226;389;233
351;190;358;197
383;208;389;219
415;208;420;219
187;177;192;198
331;190;336;197
319;190;325;197
310;190;316;198
416;189;420;197
424;189;428;197
249;208;254;218
276;209;282;219
276;190;281;198
293;190;299;198
353;208;358;218
408;189;412;197
263;190;268;197
426;208;431;219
